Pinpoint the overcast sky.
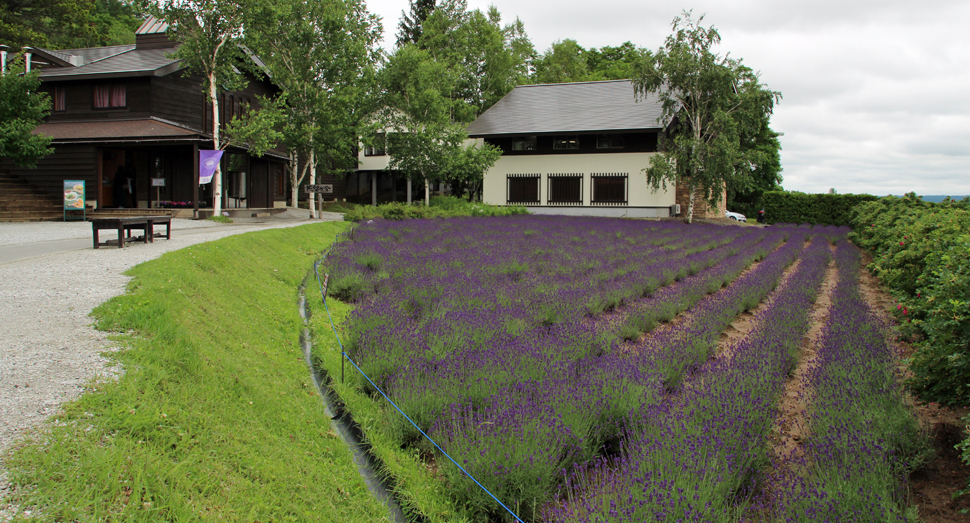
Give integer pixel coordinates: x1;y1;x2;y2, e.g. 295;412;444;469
364;0;969;196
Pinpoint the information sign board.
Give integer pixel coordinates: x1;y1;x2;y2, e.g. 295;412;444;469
304;184;333;194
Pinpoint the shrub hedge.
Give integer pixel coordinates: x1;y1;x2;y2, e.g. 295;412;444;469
343;195;528;221
763;191;879;225
849;193;970;405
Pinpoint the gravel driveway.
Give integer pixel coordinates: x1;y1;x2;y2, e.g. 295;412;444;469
0;212;342;518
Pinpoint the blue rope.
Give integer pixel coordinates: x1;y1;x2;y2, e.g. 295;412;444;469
312;230;524;523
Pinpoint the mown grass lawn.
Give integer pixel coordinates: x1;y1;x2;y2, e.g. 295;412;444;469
3;222;393;522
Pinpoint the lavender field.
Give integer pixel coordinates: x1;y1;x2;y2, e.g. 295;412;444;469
324;216;924;522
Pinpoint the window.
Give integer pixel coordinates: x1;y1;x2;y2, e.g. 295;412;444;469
596;134;624;149
365;133;386;156
53;86;66;111
507;174;540;204
93;85;125;108
591;174;627;205
548;174;582;204
512;136;536;151
553;136;580;150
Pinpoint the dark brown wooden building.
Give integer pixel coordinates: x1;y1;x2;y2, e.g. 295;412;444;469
2;17;289;212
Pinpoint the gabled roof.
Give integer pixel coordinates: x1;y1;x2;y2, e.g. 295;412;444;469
466;79;667;137
36;46;180;81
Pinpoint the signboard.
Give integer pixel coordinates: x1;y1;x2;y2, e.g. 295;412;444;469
63;180;85;210
151;178;166;187
304;184;333;194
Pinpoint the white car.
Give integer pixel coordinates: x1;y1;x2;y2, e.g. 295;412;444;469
725;210;747;222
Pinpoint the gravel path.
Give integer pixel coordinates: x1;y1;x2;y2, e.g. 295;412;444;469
0;212;342;519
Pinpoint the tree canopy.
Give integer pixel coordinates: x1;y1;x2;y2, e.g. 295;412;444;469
532;40;648;84
246;0;382;209
0;65;53;168
416;0;533;119
396;0;436;47
0;0;142;50
633;11;781;223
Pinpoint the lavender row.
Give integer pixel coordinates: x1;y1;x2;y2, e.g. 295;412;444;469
544;234;837;522
417;232;829;521
767;239;927;522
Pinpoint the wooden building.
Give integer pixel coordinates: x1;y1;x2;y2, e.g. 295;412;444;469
2;17;289;212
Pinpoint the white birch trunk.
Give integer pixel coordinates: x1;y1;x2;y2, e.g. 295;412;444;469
308;149;317;219
424;176;429;207
209;74;223;216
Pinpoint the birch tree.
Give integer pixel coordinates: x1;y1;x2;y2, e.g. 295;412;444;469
150;0;248;216
247;0;381;215
634;11;781;223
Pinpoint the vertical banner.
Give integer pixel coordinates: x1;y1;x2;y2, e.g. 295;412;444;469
199;150;223;185
63;180;85;209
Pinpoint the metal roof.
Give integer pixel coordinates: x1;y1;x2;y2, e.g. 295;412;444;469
38;47;180;81
465;79;667;137
136;17;170;35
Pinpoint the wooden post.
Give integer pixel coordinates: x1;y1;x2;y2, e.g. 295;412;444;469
407;178;412;204
193;143;199;219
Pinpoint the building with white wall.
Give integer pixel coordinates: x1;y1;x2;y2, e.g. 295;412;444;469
466;79;678;218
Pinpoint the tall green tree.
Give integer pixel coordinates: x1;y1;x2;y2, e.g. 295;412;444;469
396;0;436;47
380;44;466;206
417;0;533;118
532;38;588;84
633;11;781;223
585;42;648;81
0;62;53;167
150;0;279;216
0;0;142;50
246;0;382;212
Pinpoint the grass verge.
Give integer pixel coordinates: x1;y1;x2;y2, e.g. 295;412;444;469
308;298;469;522
2;222;392;522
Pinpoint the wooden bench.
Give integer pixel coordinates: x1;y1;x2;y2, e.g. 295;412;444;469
92;216;172;249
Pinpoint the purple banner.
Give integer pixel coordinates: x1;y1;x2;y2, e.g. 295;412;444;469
199;150;223;185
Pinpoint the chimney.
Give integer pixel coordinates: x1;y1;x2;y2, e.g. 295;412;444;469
0;45;7;74
22;46;32;73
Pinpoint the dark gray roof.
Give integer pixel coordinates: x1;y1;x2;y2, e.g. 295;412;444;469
466;79;667;136
37;46;180;81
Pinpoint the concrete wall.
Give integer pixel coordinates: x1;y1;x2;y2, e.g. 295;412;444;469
482;151;675;215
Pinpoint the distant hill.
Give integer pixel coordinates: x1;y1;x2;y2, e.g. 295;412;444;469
918;195;969;203
887;195;968;203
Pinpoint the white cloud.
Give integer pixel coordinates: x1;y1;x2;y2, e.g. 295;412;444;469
365;0;970;195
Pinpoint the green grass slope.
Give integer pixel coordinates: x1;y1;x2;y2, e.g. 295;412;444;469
3;222;391;522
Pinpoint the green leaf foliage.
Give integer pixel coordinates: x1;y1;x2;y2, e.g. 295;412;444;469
849;193;970;406
0;66;53;168
763;191;879;226
343;195;527;221
633;10;781;223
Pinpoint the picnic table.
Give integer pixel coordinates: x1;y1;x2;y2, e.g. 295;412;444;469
91;216;172;249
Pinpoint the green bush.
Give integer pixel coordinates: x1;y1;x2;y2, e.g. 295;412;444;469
343;195;528;222
763;191;879;225
849;193;970;405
